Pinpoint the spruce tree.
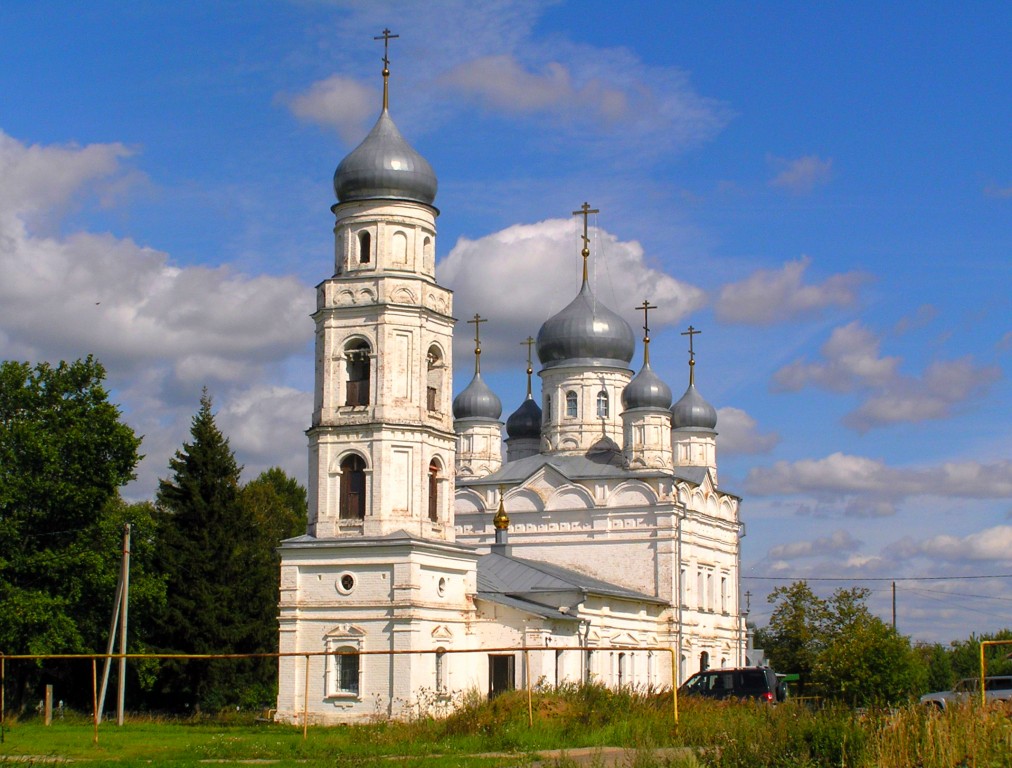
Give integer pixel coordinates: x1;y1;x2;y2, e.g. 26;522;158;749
152;392;261;711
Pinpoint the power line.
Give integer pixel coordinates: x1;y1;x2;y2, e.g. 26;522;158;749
743;573;1012;583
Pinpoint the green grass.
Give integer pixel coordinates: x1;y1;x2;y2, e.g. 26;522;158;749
2;686;1011;767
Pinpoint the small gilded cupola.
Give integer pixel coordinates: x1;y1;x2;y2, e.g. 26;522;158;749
505;336;543;462
453;314;503;479
670;325;719;482
621;300;674;469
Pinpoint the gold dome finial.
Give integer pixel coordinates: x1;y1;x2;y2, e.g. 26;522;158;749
374;28;399;111
681;325;701;385
467;313;487;375
572;202;600;285
636;299;657;366
493;485;510;531
521;336;535;397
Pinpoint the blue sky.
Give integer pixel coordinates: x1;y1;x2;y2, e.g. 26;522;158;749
2;1;1010;643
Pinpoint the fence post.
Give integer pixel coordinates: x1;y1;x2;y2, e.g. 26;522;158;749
303;654;310;740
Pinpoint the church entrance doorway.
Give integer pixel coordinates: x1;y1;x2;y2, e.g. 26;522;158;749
488;654;515;699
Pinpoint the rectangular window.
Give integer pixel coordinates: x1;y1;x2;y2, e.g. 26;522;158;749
326;644;361;697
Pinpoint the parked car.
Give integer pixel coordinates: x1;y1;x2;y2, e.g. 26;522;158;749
679;666;787;703
920;676;1012;709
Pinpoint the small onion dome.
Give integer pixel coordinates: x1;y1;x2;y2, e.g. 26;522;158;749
333;109;437;205
506;396;542;440
536;282;635;370
670;383;717;430
452;372;502;420
621;362;672;410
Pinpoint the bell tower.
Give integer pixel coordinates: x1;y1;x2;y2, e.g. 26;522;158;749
307;33;455;540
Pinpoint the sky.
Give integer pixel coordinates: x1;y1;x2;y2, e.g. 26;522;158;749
1;0;1010;644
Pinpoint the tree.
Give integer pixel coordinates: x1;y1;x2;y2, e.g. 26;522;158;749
757;581;921;705
0;356;142;710
149;396;306;711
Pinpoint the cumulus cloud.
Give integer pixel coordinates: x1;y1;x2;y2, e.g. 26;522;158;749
768;154;833;193
768;529;861;560
438;218;705;371
894;525;1012;562
715;256;868;325
278;75;377;144
0;130;314;499
716;407;779;455
773;321;999;429
747;452;1012;502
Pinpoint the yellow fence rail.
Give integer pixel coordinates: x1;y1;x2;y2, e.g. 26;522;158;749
0;645;678;745
979;639;1012;707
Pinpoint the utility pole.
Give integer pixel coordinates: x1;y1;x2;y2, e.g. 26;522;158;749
891;581;896;631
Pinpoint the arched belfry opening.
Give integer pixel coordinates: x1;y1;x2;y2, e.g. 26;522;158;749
428;458;441;522
344;339;370;406
358;231;371;264
339;454;367;519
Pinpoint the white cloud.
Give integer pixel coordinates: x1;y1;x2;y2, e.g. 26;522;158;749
0;130;314;499
747;452;1012;502
716;406;779;455
902;525;1012;562
278;75;377;144
442;55;629;121
768;529;861;560
715;256;868;325
438;218;705;372
773;321;999;429
768;154;833;193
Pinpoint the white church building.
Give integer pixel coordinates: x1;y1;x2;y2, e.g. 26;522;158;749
276;41;744;724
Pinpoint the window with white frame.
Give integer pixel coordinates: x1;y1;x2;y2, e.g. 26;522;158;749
596;390;609;418
326;641;361;697
565;391;578;418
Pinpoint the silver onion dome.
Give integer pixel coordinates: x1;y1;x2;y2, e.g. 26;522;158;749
670;383;717;430
536;282;635;370
452;372;502;420
506;396;542;439
333;109;437;205
622;362;673;410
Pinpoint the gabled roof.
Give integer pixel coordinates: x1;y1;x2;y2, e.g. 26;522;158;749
477;550;668;610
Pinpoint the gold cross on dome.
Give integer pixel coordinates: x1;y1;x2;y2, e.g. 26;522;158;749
374;28;400;109
681;324;701;383
572;202;600;282
521;335;535;396
636;300;658;364
467;313;487;373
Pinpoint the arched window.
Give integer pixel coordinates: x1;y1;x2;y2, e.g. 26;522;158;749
435;647;447;693
332;645;360;695
617;652;627;688
544;395;552;422
345;340;370;406
699;651;709;673
339;455;366;520
358;231;371;264
428;459;440;522
596;390;609;418
565;391;578;418
426;346;443;412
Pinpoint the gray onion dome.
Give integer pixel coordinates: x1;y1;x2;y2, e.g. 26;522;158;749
622;362;673;410
670;383;717;430
506;396;542;439
334;110;437;205
536;282;635;370
452;372;502;420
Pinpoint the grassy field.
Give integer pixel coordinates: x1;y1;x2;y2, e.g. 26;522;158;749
2;685;1011;767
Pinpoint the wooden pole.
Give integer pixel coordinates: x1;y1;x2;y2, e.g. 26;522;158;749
524;646;533;728
92;658;99;745
117;523;131;725
1;654;5;744
302;654;310;740
97;578;124;722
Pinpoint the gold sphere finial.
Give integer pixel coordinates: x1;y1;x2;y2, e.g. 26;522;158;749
493;485;510;531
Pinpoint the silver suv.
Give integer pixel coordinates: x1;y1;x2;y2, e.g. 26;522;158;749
920;676;1012;709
